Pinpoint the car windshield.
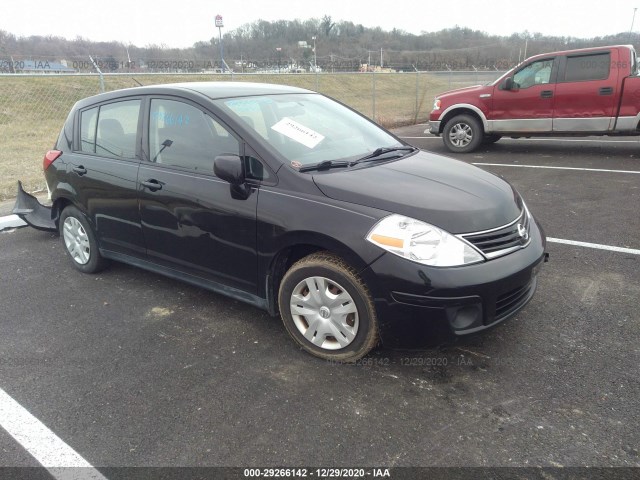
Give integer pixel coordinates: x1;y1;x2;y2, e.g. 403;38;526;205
216;93;402;166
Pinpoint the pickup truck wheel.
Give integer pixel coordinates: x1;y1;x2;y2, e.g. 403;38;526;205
482;134;502;145
60;205;108;274
278;252;379;363
443;114;483;153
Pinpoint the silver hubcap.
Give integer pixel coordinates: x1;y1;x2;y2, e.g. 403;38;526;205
449;122;474;147
289;276;359;350
63;217;90;265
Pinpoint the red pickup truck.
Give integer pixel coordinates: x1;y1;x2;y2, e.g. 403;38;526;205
428;45;640;153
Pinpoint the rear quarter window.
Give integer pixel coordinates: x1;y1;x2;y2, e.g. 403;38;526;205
80;107;98;153
56;109;75;151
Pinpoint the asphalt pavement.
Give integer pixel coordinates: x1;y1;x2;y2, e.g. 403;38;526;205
0;129;638;471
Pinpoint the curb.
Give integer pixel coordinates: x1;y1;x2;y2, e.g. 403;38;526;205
0;215;27;231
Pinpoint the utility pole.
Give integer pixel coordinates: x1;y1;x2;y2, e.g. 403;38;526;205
380;48;383;68
630;8;638;42
124;44;132;69
312;36;317;71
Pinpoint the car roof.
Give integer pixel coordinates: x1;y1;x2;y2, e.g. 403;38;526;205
526;44;633;62
73;82;315;110
178;81;314;98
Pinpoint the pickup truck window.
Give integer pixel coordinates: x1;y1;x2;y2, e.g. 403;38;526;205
564;53;610;82
513;59;554;88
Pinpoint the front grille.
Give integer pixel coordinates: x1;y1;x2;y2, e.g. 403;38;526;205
460;208;531;259
495;279;534;320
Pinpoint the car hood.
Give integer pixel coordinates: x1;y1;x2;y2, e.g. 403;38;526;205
313;150;522;234
437;84;492;100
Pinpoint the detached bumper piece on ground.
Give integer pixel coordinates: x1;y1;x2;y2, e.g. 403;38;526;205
12;181;56;232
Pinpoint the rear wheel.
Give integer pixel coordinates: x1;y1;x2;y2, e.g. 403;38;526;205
442;114;483;153
59;205;108;273
278;252;378;362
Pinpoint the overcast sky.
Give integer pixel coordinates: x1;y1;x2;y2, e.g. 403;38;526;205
2;0;639;48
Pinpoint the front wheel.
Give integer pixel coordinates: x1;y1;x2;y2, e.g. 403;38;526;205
278;252;379;362
442;114;484;153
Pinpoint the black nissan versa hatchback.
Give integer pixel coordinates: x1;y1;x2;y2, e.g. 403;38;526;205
14;82;547;362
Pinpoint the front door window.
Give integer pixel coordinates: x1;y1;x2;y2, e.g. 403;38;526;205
149;99;239;173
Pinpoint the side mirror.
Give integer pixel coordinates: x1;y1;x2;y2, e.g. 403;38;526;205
214;154;244;185
214;154;250;200
503;77;517;91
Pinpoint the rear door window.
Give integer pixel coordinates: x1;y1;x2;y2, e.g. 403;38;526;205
95;100;141;159
564;53;611;82
78;100;141;159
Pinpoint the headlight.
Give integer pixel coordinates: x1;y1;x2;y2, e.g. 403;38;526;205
433;98;441;110
366;215;484;267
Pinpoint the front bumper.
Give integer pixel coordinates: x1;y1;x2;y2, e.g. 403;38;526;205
360;219;547;347
426;120;441;135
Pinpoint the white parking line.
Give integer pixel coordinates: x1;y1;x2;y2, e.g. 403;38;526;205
473;163;640;174
0;387;107;479
501;138;640;144
547;238;640;255
399;136;640;143
399;136;440;139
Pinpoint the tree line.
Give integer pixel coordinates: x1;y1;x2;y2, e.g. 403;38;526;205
1;18;639;72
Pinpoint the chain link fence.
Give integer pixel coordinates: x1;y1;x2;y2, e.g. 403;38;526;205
0;70;502;201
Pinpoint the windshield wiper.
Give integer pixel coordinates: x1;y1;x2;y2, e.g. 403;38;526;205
349;146;417;166
298;160;350;172
297;146;416;172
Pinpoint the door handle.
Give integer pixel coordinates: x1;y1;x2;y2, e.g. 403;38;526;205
599;87;614;95
72;166;87;176
540;90;553;98
141;179;163;191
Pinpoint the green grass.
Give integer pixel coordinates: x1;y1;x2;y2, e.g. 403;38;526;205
0;72;462;201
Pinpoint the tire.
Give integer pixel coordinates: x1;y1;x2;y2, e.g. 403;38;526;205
59;205;108;273
442;114;484;153
278;252;379;362
482;134;502;145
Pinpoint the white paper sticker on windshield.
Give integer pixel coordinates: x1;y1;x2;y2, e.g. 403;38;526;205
271;117;324;149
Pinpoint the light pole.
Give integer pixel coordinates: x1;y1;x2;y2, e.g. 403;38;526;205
311;36;317;71
630;8;638;42
215;14;224;72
